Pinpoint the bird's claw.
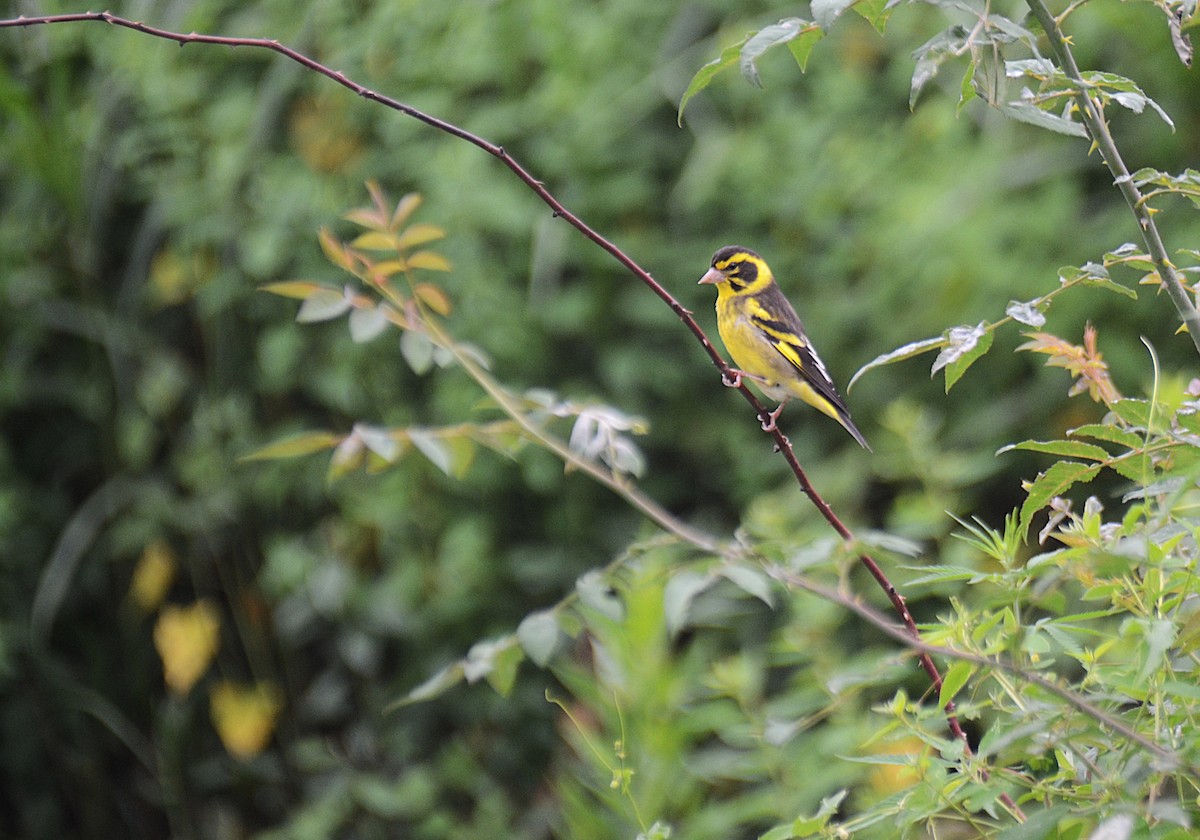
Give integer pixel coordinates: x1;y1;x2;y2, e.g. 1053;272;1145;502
721;370;745;388
760;404;785;432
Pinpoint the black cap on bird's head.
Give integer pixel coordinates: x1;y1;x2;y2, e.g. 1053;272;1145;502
699;245;762;286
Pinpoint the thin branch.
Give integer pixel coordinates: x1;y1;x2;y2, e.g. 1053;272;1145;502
772;567;1186;771
1024;0;1200;356
3;10;973;765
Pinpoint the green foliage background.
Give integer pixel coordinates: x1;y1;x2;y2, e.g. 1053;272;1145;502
2;0;1199;837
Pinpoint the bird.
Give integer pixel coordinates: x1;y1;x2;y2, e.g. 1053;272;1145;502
698;245;870;450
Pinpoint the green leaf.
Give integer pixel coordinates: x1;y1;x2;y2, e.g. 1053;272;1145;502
663;570;715;636
1067;423;1143;449
910;26;970;108
1135;618;1177;685
576;570;624;621
517;610;561;667
785;27;825;72
390;662;464;709
995;805;1068;840
997;439;1111;461
349;306;390;343
408;429;453;474
720;563;775;607
1006;299;1046;327
811;0;854;31
942;324;994;392
1060;263;1138;299
739;19;815;88
998;101;1088;138
357;424;398;462
930;322;988;386
678;38;746;125
1019;461;1102;536
938;661;974;708
1110;398;1152;428
296;288;353;323
903;564;987;586
852;0;894;33
483;638;523;697
400;329;435;374
239;431;341;461
848;335;945;390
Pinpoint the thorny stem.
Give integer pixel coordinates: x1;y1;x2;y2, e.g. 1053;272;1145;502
1024;0;1200;356
7;9;990;795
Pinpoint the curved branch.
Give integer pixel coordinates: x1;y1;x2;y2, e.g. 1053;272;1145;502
2;10;977;765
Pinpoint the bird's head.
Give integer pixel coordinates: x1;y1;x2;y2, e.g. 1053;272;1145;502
698;245;767;291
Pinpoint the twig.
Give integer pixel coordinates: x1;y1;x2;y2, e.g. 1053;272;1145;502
1024;0;1200;356
772;568;1185;771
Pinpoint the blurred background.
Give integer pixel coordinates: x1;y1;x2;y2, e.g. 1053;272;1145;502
2;0;1198;837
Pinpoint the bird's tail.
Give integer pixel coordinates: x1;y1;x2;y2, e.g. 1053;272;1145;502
837;411;872;451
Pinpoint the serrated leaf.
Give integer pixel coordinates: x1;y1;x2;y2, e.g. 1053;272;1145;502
1066;423;1142;449
576;570;624;621
400;329;435;374
678;37;746;125
849;335;945;390
943;325;994;392
903;564;985;586
998;101;1089;137
407;250;452;272
296;289;352;323
811;0;854;30
739;19;812;87
408;429;452;474
852;0;894;33
930;322;986;379
938;661;974;708
1019;461;1101;536
1006;299;1046;327
239;431;341;461
1080;274;1137;299
998;439;1110;461
786;27;825;71
349;306;390;343
517;611;561;667
1110;398;1152;428
663;571;715;636
260;280;329;300
720;564;775;607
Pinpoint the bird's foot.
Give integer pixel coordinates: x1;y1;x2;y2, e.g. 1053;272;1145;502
722;368;767;389
760;404;785;432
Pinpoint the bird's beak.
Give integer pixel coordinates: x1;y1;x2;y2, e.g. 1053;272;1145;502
698;267;724;285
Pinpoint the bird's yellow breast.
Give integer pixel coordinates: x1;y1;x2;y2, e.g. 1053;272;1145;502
713;286;794;403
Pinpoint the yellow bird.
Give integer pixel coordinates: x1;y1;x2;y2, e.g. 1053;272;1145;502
699;245;870;450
